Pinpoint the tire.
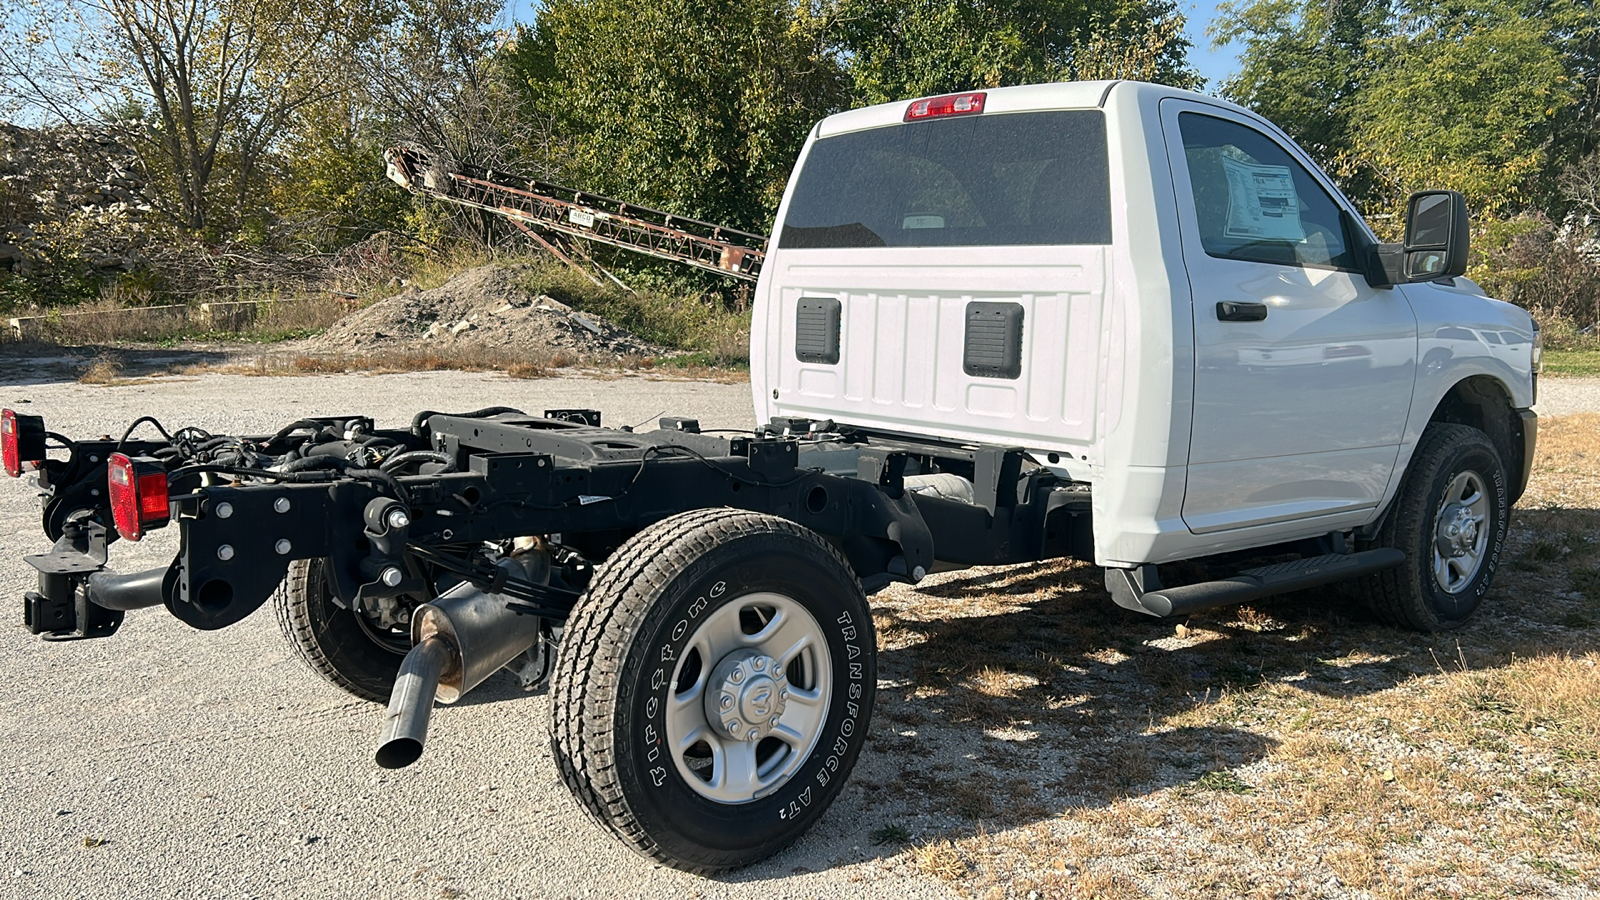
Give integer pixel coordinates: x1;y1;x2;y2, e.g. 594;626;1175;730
550;509;875;873
1356;422;1509;631
274;558;409;703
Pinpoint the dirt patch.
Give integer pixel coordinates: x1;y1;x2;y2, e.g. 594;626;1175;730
292;264;666;362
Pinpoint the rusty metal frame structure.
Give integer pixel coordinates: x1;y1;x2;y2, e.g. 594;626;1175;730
385;147;766;282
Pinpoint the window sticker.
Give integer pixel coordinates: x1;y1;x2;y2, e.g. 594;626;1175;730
1221;156;1305;242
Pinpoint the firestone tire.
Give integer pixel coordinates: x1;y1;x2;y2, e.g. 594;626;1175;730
274;558;407;703
1356;422;1509;631
550;509;876;874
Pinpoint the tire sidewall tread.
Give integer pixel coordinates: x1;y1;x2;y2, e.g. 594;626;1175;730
549;509;875;874
274;558;402;703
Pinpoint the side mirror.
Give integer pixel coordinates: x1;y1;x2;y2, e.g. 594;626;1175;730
1363;190;1470;287
1402;190;1469;280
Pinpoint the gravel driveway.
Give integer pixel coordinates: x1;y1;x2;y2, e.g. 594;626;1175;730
1533;375;1600;417
0;371;955;900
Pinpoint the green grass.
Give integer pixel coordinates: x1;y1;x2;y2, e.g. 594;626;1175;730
1544;349;1600;377
870;823;913;845
1191;770;1255;794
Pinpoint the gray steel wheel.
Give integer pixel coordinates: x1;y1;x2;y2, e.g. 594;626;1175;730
1354;422;1509;631
665;591;831;804
1431;469;1490;594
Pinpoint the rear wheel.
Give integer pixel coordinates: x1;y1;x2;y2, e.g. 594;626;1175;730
1356;423;1509;631
550;509;875;873
274;558;409;702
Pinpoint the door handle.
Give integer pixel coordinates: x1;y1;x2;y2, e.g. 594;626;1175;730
1217;301;1268;322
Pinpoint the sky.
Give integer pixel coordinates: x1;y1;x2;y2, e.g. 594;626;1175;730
501;1;1245;91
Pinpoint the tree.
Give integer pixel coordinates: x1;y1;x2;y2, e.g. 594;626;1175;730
0;0;378;235
1352;1;1579;219
269;93;413;251
1211;0;1393;198
1218;0;1597;220
514;0;849;233
356;0;517;176
832;0;1199;104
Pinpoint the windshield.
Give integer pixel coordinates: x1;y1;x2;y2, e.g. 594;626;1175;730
779;110;1111;249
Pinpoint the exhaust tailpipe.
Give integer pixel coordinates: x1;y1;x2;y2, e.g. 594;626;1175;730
374;635;452;769
374;561;545;768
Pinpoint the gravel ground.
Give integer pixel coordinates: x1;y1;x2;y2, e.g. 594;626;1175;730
0;371;954;900
1532;375;1600;417
3;367;1596;900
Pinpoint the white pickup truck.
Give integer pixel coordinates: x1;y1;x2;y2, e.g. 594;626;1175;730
3;80;1538;874
755;78;1537;629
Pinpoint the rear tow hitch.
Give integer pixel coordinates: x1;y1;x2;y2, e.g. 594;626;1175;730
23;519;166;640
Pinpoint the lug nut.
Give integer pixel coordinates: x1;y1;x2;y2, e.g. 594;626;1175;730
274;539;292;555
385;507;411;531
728;720;741;736
720;695;734;710
216;502;234;519
216;545;235;561
380;567;404;587
752;657;765;671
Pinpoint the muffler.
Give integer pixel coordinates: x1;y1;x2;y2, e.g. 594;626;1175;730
374;559;544;769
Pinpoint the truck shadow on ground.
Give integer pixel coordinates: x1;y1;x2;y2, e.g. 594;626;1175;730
776;508;1600;869
445;506;1599;883
0;343;235;386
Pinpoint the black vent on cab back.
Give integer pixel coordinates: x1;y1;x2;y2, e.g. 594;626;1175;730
964;302;1024;379
795;297;842;364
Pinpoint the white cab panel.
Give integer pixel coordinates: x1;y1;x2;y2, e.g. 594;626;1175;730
761;247;1107;455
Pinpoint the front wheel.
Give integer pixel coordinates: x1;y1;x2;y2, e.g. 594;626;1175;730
1356;422;1509;631
549;509;875;873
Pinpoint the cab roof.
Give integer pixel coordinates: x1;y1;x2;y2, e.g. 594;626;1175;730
814;80;1240;139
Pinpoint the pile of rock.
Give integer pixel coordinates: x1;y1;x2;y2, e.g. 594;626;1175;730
296;264;667;361
0;122;150;276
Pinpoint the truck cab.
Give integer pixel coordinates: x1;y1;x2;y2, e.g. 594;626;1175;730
751;80;1536;581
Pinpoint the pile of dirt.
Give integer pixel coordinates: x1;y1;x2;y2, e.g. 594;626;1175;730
295;264;665;360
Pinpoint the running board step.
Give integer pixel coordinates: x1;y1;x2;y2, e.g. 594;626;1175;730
1106;548;1406;619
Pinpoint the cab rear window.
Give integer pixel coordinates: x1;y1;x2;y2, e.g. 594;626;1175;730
779;111;1111;249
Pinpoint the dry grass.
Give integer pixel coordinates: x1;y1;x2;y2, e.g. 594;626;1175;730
155;346;749;382
11;292;352;346
75;355;123;384
911;839;972;881
860;413;1600;897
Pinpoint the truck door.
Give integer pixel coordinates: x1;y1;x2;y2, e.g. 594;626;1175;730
1159;100;1416;534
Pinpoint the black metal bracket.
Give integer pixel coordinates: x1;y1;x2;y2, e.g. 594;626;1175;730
974;447;1026;515
856;449;909;499
22;519;124;640
544;408;601;427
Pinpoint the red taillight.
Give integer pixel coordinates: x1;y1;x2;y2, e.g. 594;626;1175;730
905;91;987;122
1;409;18;478
108;452;169;541
2;408;45;478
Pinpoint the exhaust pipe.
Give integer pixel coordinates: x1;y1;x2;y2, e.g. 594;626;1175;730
374;560;545;768
374;634;452;769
